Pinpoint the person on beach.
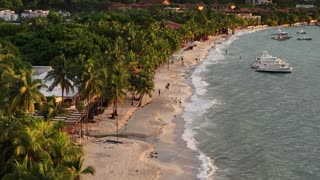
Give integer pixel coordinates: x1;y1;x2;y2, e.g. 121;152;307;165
181;57;184;66
158;89;161;95
166;83;170;89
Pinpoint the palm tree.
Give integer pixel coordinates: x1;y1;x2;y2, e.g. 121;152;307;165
68;156;95;180
8;69;46;113
105;37;129;119
133;70;155;107
45;54;76;104
0;116;94;179
78;58;106;136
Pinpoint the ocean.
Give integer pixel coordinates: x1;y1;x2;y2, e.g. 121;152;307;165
182;26;320;180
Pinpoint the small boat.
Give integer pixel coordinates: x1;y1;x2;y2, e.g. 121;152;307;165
272;28;288;35
271;34;291;41
297;36;312;40
251;51;293;73
296;29;307;34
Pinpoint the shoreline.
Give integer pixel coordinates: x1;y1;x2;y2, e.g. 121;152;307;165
82;33;228;180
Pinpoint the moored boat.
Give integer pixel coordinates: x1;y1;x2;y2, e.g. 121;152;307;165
296;29;307;34
271;34;291;41
251;51;293;73
297;36;312;40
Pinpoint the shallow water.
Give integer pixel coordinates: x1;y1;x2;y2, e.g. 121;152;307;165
183;26;320;179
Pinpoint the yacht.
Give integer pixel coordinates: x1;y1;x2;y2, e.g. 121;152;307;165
296;29;307;34
251;51;293;73
256;63;293;73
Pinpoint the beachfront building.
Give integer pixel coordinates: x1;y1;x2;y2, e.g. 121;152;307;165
32;66;84;135
0;10;18;21
164;7;182;12
246;0;272;5
32;66;78;104
296;4;316;8
21;10;50;19
237;13;261;25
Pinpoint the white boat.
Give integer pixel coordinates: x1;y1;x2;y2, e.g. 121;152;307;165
256;63;293;73
297;36;312;40
251;51;293;73
296;29;307;34
272;28;288;35
271;34;291;40
251;51;284;68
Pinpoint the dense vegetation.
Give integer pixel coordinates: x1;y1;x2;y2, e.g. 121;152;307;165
0;8;248;178
0;115;94;179
0;4;319;178
2;0;320;12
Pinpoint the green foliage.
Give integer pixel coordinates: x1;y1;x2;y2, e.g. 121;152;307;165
0;115;94;179
0;23;26;37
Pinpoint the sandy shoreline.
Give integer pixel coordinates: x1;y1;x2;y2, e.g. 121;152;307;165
82;34;228;180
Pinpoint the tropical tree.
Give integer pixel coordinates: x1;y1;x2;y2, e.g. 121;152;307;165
133;70;155;107
105;37;129;119
0;115;95;179
77;57;106;135
7;69;46;113
45;54;77;104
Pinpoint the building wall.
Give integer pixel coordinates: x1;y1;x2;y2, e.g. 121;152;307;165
246;0;272;5
0;10;19;21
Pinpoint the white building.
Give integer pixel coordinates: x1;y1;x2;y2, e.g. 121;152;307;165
0;10;19;21
246;0;272;5
21;10;50;19
296;4;315;8
32;66;79;103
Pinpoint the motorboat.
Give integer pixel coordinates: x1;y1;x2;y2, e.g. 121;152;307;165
256;63;293;73
251;51;284;68
271;34;291;41
251;51;293;73
297;36;312;40
272;28;288;35
296;29;307;34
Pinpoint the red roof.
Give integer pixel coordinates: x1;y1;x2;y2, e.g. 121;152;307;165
165;20;182;29
138;0;169;5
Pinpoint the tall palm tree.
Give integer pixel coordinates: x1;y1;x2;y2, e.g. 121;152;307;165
8;69;46;113
45;54;76;104
133;70;155;107
78;58;106;136
0;59;15;113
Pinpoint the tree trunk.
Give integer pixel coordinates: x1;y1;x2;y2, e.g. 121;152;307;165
114;96;118;116
86;95;91;138
111;98;116;119
138;93;145;107
131;90;134;106
61;87;64;106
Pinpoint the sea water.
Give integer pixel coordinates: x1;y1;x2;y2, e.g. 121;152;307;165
182;26;320;180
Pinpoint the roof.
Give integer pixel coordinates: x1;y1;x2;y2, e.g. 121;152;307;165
32;66;79;98
165;20;182;29
138;0;169;5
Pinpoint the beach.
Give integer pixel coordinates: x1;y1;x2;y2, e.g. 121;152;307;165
82;34;227;180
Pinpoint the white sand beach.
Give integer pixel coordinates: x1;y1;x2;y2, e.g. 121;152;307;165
82;34;228;180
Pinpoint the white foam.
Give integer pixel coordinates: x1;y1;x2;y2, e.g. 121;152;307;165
197;152;216;179
181;29;264;179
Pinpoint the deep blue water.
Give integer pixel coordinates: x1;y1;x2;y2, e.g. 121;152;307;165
183;26;320;180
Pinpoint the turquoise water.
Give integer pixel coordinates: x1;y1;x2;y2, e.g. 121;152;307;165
183;26;320;179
